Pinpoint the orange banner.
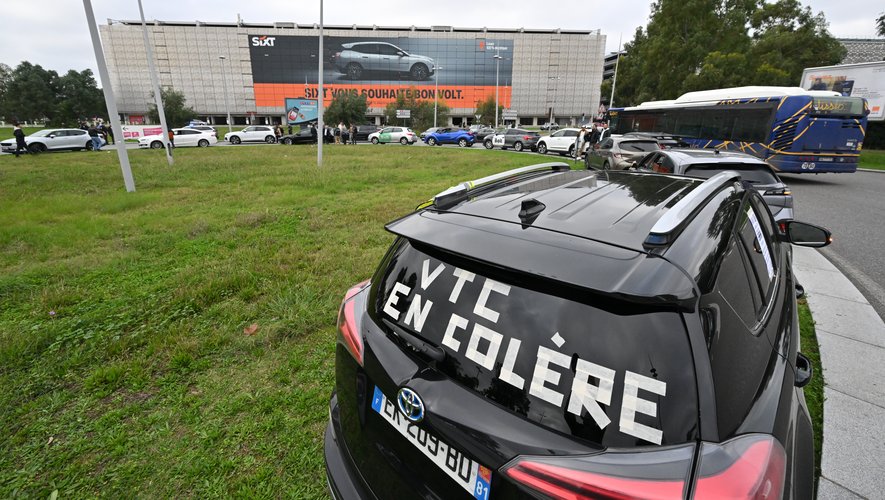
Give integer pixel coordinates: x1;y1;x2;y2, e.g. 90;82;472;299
254;83;512;109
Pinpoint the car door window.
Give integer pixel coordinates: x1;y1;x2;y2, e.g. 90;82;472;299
551;130;564;138
564;130;579;137
735;198;777;314
599;138;613;149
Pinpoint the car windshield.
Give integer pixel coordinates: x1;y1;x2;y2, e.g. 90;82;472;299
685;163;779;184
619;140;659;152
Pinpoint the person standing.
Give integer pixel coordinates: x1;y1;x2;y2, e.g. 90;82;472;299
103;123;115;145
274;124;282;142
287;125;293;136
349;123;356;144
12;123;28;157
87;124;102;151
168;128;175;148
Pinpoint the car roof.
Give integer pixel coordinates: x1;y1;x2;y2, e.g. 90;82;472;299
660;148;768;165
387;168;744;307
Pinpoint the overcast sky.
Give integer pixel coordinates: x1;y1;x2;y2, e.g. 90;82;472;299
0;0;881;77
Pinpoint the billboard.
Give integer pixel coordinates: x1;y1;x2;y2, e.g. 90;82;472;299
284;98;318;124
249;34;514;109
801;62;885;121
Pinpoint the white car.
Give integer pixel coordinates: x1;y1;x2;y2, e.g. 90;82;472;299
138;128;217;149
0;128;102;153
186;125;217;137
223;125;277;144
536;128;583;156
368;127;418;145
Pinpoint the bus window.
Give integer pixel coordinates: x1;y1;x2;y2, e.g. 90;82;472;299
731;109;771;143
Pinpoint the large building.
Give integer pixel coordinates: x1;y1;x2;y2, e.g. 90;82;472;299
101;20;606;127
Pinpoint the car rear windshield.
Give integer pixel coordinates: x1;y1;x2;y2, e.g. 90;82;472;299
372;240;699;447
619;140;659;152
685;164;779;185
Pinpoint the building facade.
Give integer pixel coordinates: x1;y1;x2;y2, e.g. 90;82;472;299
839;39;885;65
101;20;606;127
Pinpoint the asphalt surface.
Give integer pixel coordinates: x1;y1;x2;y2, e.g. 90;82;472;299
783;170;885;321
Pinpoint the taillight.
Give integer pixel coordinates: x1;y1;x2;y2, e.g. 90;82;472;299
523;136;533;140
503;434;786;500
693;434;786;499
504;444;695;500
337;280;370;365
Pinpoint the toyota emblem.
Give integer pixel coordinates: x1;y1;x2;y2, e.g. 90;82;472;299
396;387;425;423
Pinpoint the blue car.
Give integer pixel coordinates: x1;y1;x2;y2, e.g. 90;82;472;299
424;128;475;147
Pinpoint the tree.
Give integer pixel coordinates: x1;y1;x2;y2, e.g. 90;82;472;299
52;70;105;127
474;96;502;126
382;88;448;133
323;90;369;126
875;12;884;37
0;63;11;119
1;62;58;123
147;87;195;127
615;0;844;106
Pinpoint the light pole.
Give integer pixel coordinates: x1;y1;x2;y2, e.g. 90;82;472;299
317;0;324;166
433;66;443;128
548;75;561;126
137;0;173;166
218;56;233;135
493;53;502;128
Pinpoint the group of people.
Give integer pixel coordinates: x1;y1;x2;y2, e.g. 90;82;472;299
573;123;608;159
79;121;114;149
302;122;358;145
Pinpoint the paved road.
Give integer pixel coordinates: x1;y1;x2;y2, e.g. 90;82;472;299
783;170;885;321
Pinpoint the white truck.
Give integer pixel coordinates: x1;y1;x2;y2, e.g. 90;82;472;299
801;61;885;121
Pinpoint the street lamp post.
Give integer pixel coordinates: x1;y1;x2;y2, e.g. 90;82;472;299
493;53;502;128
218;55;233;135
433;66;443;128
317;0;324;166
549;75;561;126
137;0;173;166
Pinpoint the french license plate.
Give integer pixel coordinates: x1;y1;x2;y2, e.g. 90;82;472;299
371;386;492;500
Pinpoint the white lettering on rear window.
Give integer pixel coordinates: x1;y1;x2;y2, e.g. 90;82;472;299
567;359;616;430
529;346;571;406
403;295;434;333
441;313;468;351
473;279;511;323
383;282;411;321
421;259;446;290
620;371;667;445
499;338;526;390
746;209;774;279
449;268;476;303
464;323;504;370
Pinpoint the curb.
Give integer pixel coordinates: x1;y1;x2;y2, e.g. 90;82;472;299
791;246;885;499
858;168;885;173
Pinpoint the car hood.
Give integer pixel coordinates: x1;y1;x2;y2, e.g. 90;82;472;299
409;54;434;64
0;139;13;145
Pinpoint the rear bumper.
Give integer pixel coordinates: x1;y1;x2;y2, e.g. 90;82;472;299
325;392;376;500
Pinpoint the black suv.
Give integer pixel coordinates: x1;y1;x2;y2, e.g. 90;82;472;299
325;163;831;499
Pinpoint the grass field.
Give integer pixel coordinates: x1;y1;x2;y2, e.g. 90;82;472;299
0;144;824;497
859;149;885;170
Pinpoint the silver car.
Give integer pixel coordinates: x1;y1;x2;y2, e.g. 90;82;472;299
635;149;794;221
333;41;434;81
0;128;101;153
585;136;661;170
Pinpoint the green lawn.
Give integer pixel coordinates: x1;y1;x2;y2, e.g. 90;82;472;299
0;145;824;497
0;145;538;498
859;149;885;170
798;300;824;486
0;127;46;141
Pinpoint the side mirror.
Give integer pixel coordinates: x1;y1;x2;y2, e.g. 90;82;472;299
48;135;56;139
784;221;832;248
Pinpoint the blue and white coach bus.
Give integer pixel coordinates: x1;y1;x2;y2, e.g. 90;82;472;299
609;86;869;173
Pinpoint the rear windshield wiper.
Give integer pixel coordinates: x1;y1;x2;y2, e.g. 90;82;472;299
381;319;446;362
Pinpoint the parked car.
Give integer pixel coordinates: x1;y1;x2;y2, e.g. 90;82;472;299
623;131;690;149
186;125;217;138
353;125;381;142
424;128;475;147
585;136;660;170
539;122;561;130
279;127;324;145
536;128;582;156
0;128;102;153
368;127;418;145
484;128;540;152
471;126;498;141
332;41;435;81
139;128;216;149
325;162;828;500
636;148;795;221
223;125;277;144
420;127;442;140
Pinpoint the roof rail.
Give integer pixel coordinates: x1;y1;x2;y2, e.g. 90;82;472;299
644;170;742;247
426;162;571;210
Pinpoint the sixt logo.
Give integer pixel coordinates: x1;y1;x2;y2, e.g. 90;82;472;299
251;36;276;47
